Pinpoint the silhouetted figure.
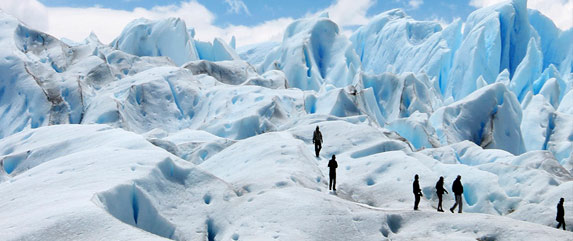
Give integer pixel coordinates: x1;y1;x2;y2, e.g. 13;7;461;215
313;126;323;157
435;176;448;212
450;175;463;213
328;155;338;191
413;174;423;210
556;198;566;230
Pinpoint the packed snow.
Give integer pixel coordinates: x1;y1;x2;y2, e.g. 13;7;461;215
0;0;572;240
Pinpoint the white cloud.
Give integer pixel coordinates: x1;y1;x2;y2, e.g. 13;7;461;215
469;0;573;30
224;0;251;15
0;0;570;49
0;0;49;31
321;0;375;27
0;0;378;47
221;18;294;45
45;1;219;44
0;0;290;47
409;0;424;9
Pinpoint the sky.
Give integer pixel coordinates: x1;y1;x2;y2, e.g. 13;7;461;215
0;0;571;47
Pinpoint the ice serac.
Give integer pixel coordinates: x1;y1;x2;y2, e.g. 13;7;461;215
0;14;54;138
420;140;513;166
192;85;307;140
244;70;288;89
528;9;573;77
388;111;439;150
357;72;442;124
430;83;525;155
183;60;287;89
447;0;534;100
103;49;175;80
194;37;241;62
111;18;199;66
546;113;573;171
260;14;360;91
183;60;258;85
0;12;128;138
557;90;573;115
78;66;204;134
350;9;462;95
520;94;555;152
447;9;501;100
313;88;361;118
532;65;567;106
509;38;542;102
238;42;280;67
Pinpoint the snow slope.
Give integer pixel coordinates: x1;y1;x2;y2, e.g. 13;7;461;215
1;123;570;240
0;0;572;240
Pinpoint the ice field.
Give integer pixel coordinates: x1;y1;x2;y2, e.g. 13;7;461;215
0;0;571;240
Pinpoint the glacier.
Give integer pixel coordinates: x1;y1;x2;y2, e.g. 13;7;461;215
112;18;239;66
0;0;572;240
258;13;361;91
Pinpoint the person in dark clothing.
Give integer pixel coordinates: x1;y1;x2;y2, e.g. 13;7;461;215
435;176;448;212
450;175;463;213
328;155;338;191
413;174;423;210
556;198;566;230
313;126;323;158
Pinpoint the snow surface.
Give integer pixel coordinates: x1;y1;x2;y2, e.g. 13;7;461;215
0;0;572;240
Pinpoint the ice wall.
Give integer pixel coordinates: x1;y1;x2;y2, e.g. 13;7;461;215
350;9;461;95
431;83;525;155
111;18;241;65
259;14;361;91
111;18;199;66
195;38;241;62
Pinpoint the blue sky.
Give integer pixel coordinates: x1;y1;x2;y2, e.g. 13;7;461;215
37;0;475;27
1;0;571;46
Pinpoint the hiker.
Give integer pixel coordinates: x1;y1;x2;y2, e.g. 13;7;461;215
313;126;323;157
557;198;566;230
413;174;423;210
435;176;448;212
328;155;338;191
450;175;463;213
